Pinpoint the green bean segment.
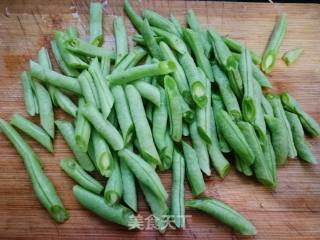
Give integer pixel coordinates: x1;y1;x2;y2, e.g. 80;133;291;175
282;48;304;66
89;2;103;46
104;156;123;205
10;113;53;152
186;198;256;236
60;158;103;194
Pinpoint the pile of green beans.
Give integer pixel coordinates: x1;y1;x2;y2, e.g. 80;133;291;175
0;0;318;236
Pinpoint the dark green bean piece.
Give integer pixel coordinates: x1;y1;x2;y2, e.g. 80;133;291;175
282;48;303;66
55;120;95;172
89;2;103;46
119;145;137;212
89;58;114;119
159;131;174;171
91;130;114;177
104;156;123;205
100;56;111;76
29;61;81;94
223;36;261;64
179;52;207;108
123;0;144;33
261;13;287;74
65;37;115;59
141;19;163;59
196;71;212;143
143;9;179;36
75;99;90;152
285;111;317;164
20;71;38;116
266;94;297;158
126;84;160;165
237;121;275;188
186;198;256;235
236;154;253;177
265;115;289;166
262;133;277;186
190;121;211;176
133;81;161;106
51;41;79;77
170;14;183;37
60;158;103;194
113;47;147;73
108;60;176;86
240;48;256;122
81;104;124;151
211;94;231;153
280;92;320;137
10;113;53;152
152;27;188;55
34;81;54;138
208;111;231;178
164;76;183;142
208;28;243;99
252;81;267;142
54;90;77;117
139;182;169;233
73;185;138;228
152;87;168;155
212;64;241;120
132;34;164;46
159;41;190;100
54;31;88;69
113;16;129;64
186;9;211;57
0;118;68;223
170;150;185;229
182;141;205;196
216;110;255;166
118;148;168;201
261;94;274;117
78;70;99;108
183;28;214;81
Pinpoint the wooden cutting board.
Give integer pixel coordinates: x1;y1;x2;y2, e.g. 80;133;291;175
0;0;319;239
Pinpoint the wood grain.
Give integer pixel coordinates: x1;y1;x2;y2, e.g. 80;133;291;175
0;0;319;239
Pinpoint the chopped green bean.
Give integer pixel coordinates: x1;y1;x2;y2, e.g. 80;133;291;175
216;110;255;166
282;48;303;66
113;16;129;64
169;14;183;37
108;60;176;86
133;81;161;106
125;85;160;165
240;48;256;122
118;148;168;201
212;64;241;120
104;156;123;205
182;141;206;196
280;92;320;137
81;104;124;151
10;113;53;152
285;111;317;164
89;2;103;46
78;70;99;108
29;61;81;94
170;150;185;228
186;198;256;235
100;56;111;76
73;185;138;228
0;118;68;223
55;120;95;172
123;0;144;33
183;28;214;81
54;90;77;117
261;13;287;74
252;81;267;142
75;99;90;152
20;71;38;116
60;158;103;194
164;76;183;142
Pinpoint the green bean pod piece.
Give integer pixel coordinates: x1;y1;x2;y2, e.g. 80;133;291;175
216;110;255;166
285;111;317;164
10;113;53;152
104;156;123;205
123;0;144;33
0;118;68;223
20;71;38;116
75;99;90;152
280;92;320;137
73;185;138;228
89;2;103;46
282;48;304;66
182;141;206;196
186;198;256;236
133;81;161;106
60;158;103;194
54;91;77;117
262;133;277;186
113;16;129;64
